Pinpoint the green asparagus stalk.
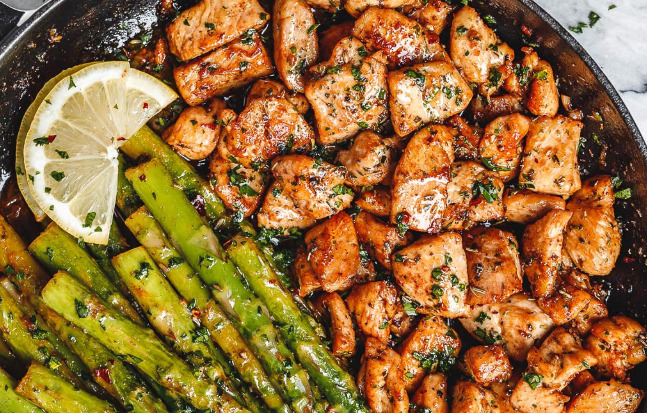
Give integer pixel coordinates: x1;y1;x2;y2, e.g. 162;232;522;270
29;223;144;325
124;208;286;413
86;222;131;291
16;362;117;413
126;159;315;413
112;247;242;403
227;237;370;413
117;153;143;217
41;271;249;413
0;365;44;412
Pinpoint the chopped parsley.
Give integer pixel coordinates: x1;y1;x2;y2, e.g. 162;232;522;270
74;299;89;318
482;157;511;171
472;180;499;203
522;372;543;390
404;69;426;87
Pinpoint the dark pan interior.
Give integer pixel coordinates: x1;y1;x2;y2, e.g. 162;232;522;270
1;0;646;401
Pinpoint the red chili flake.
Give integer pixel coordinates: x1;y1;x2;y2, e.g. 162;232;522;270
143;102;149;109
268;279;276;284
441;266;450;272
469;197;483;206
47;135;57;143
202;123;217;130
94;368;111;384
139;174;146;181
191;308;202;318
192;194;206;217
521;25;533;36
117;137;126;141
623;257;636;263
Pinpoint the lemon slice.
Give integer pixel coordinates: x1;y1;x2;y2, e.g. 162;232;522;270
22;61;177;244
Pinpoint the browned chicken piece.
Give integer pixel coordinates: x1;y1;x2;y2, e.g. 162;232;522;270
478;114;531;182
566;380;644;413
208;155;267;218
273;0;319;92
470;93;525;124
219;97;313;169
355;186;392;218
174;32;274;106
452;380;514;413
272;155;353;220
388;61;473;136
354;211;413;270
463;228;522;306
564;176;621;276
309;36;366;74
305;212;363;292
585;316;647;380
162;99;225;160
392;232;469;318
390;125;454;234
503;189;566;224
398;315;461;392
462;345;513;386
468;171;505;223
256;181;316;234
305;51;389;145
510;379;569;413
166;0;269;61
527;328;597;390
293;247;321;297
570;296;608;336
449;6;514;85
444;161;480;229
314;292;356;357
537;283;595;326
358;338;409;413
390;296;416;337
410;373;449;413
568;370;596;394
345;0;419;18
352;8;448;68
337;131;395;187
460;293;555;362
527;60;560;117
302;0;341;12
447;115;483;160
247;79;310;114
347;281;398;343
318;21;354;61
522;209;573;298
519;115;583;196
401;0;456;34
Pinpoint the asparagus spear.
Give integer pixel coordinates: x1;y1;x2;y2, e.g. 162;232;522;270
117;153;142;217
0;365;44;412
227;237;370;413
124;208;286;413
16;362;118;413
41;271;248;413
126;159;315;413
29;223;144;325
86;222;131;292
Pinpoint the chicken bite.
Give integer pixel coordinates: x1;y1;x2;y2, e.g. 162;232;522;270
355;187;392;218
166;0;269;61
401;0;457;35
345;0;419;18
247;79;310;114
566;380;644;413
347;281;398;343
162;99;225;160
313;292;356;357
392;232;469;317
503;189;566;224
452;380;514;413
410;373;449;413
358;338;409;413
510;378;569;413
461;345;512;386
354;211;413;270
527;60;560;117
208;155;267;218
256;181;316;234
447;115;483;160
293;247;322;297
337;131;397;188
478;113;531;182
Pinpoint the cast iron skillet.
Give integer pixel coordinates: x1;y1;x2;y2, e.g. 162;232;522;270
1;0;646;404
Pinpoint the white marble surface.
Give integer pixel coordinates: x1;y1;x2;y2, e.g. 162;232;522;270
533;0;647;137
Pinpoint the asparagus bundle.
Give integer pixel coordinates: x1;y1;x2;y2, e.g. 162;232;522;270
124;207;287;413
16;362;118;413
29;223;144;324
41;271;248;413
227;237;371;413
126;159;316;413
0;365;44;412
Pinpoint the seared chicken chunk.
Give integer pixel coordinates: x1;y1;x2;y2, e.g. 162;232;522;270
390;295;417;337
293;247;321;297
463;228;522;306
174;32;274;105
462;345;512;386
354;211;413;270
410;373;449;413
526;328;597;390
345;0;418;18
585;316;647;380
392;232;469;317
468;171;505;223
318;21;355;61
522;209;572;297
537;283;596;326
444;161;483;229
510;379;569;413
470;93;524;124
355;187;392;218
352;8;448;68
166;0;269;61
247;79;310;114
208;156;267;218
273;0;318;92
272;155;353;220
358;338;409;413
478;114;531;182
566;380;644;413
314;292;356;356
503;189;566;224
162;99;225;160
527;60;560;117
564;176;621;276
401;0;456;35
519;115;583;196
347;281;398;343
449;6;514;84
390;125;454;233
460;293;554;362
452;381;514;413
398;315;461;392
219;97;313;168
304;212;363;292
337;131;396;187
256;181;316;234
